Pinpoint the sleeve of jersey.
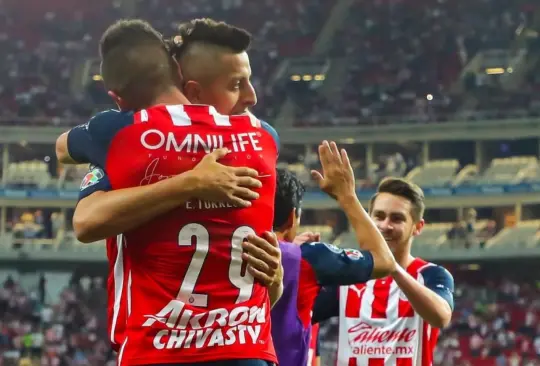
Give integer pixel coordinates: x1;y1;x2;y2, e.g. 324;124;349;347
260;120;280;155
78;166;112;201
421;265;455;311
300;242;374;286
67;109;133;166
312;285;339;324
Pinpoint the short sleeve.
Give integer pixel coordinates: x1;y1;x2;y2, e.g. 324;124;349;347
421;265;455;310
300;242;374;286
78;166;112;200
67;109;133;166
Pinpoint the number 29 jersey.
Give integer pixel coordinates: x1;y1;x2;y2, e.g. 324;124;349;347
75;105;279;365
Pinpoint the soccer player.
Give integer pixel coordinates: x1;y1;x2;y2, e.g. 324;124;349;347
313;178;455;365
55;19;285;356
56;18;275;244
261;141;395;366
56;19;285;359
62;20;281;365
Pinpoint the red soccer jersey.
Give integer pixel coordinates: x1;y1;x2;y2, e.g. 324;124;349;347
337;258;443;366
75;105;278;365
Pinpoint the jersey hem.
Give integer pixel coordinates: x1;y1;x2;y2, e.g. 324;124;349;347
122;351;278;365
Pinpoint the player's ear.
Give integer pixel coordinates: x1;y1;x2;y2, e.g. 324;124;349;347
285;209;296;232
108;91;129;111
183;80;201;103
412;219;425;237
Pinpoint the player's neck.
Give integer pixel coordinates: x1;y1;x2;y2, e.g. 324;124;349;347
152;86;190;106
393;244;415;269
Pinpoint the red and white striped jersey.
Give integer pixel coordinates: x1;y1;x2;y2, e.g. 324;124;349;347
72;104;279;365
337;258;440;366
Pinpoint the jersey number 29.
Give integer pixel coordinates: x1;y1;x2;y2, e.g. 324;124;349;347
176;223;255;307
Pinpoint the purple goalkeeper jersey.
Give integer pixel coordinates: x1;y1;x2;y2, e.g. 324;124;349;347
271;241;311;366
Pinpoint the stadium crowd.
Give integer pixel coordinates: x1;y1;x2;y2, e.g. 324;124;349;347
0;274;113;366
293;0;540;126
0;0;538;126
3;273;540;365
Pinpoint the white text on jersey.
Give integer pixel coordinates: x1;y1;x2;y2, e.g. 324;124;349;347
142;300;266;350
141;130;263;153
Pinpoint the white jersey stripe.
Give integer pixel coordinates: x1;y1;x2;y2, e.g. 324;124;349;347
208;105;232;126
110;234;125;345
118;337;128;366
127;269;132;316
165;105;192;126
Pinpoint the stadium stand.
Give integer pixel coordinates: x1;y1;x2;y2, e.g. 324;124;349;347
0;273;114;366
0;0;537;124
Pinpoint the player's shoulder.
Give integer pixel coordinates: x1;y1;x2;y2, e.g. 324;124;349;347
419;261;454;284
260;119;277;135
88;109;133;125
259;119;280;150
86;109;134;138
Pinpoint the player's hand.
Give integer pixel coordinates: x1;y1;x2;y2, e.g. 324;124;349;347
311;140;356;201
190;148;262;207
241;232;283;288
293;231;321;245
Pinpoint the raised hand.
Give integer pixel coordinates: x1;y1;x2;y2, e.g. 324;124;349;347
311;140;356;201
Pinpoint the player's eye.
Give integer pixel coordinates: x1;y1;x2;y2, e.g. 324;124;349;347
391;216;406;223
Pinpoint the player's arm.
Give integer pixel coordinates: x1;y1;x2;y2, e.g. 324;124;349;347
300;242;377;285
311;141;396;278
74;149;261;243
56;132;78;164
391;265;454;328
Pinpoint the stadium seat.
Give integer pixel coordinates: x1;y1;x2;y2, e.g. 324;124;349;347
485;220;540;249
5;160;52;188
406;159;460;187
466;156;537;185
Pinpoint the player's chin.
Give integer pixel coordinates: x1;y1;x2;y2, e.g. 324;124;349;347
231;107;248;115
385;239;398;250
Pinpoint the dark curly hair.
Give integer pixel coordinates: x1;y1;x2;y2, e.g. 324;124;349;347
165;18;252;60
273;168;306;230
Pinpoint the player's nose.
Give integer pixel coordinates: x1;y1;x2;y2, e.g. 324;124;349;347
242;82;257;108
377;219;393;231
